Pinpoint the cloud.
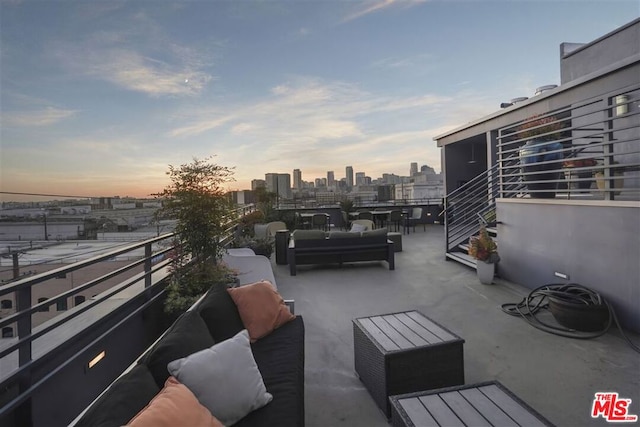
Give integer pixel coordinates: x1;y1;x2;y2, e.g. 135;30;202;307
1;107;78;127
47;10;218;97
343;0;427;23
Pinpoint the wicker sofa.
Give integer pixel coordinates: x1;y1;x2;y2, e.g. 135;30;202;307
287;229;395;276
73;279;305;427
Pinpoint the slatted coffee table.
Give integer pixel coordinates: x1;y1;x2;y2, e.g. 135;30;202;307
390;381;555;426
353;310;465;418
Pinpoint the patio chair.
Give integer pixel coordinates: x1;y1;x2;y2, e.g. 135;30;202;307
311;213;329;231
341;211;350;231
266;221;287;238
357;211;373;221
404;207;425;234
350;219;375;231
387;210;403;232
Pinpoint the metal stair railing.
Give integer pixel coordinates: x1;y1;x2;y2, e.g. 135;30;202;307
444;163;507;254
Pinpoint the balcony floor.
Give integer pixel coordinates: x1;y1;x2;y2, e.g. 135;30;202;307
271;225;640;427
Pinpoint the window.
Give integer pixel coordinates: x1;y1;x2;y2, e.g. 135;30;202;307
2;327;13;338
37;297;49;312
74;295;86;306
0;299;12;309
55;273;67;279
56;299;68;311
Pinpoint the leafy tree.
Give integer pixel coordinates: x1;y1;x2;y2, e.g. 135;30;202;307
154;157;236;313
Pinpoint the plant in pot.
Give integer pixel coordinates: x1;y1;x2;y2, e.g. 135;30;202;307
154;156;238;314
468;225;500;285
562;157;597;191
518;115;565;198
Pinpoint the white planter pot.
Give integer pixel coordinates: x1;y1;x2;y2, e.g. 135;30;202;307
476;261;495;285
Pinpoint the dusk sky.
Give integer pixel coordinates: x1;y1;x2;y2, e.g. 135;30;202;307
1;0;638;201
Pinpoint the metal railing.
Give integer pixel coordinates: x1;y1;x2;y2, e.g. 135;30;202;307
0;203;256;425
497;84;640;201
444;84;639;258
444;164;501;253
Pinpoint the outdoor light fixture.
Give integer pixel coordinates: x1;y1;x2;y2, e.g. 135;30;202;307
615;95;629;116
88;351;106;369
468;144;477;164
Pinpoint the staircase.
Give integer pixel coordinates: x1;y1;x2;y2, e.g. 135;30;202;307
443;163;523;268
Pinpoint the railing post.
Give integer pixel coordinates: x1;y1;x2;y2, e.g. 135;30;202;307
144;243;152;288
16;281;33;426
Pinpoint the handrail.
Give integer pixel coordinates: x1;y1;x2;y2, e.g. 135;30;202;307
0;204;255;425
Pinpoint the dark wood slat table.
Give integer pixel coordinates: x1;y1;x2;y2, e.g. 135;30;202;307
390;381;555;427
353;311;465;418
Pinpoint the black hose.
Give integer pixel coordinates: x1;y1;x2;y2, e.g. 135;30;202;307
501;283;639;353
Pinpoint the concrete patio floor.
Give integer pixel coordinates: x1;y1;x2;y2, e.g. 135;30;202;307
272;225;640;427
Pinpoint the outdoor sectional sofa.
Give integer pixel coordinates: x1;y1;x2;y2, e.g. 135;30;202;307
287;229;395;276
73;260;305;427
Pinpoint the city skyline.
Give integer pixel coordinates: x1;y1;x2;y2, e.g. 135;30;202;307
1;1;638;202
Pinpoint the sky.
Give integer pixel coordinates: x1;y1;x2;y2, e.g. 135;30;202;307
1;0;638;201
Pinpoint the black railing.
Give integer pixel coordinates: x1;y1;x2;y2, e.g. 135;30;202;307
0;204;255;425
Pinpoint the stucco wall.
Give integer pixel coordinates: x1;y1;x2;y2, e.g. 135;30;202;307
496;199;640;332
560;19;640;84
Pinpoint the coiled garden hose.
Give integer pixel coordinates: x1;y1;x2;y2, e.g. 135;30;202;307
501;283;639;353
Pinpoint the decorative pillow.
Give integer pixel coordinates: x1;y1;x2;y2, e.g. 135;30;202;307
227;280;295;342
127;377;223;427
197;283;245;342
167;329;273;426
350;223;367;233
74;364;160;427
141;310;215;387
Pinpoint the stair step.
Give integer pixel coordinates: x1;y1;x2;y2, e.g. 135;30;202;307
446;251;477;268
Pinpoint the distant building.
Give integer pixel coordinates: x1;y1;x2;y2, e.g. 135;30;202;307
346;166;354;188
293;169;302;189
410;162;418;177
355;172;365;185
228;190;255;205
265;173;292;200
251;179;266;190
327;171;335;188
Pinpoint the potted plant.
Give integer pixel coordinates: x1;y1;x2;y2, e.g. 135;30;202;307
154;157;238;314
562;158;597;191
468;225;500;285
518;115;565;198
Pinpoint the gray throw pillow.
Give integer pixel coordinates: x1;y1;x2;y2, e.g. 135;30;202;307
167;329;272;426
350;223;367;232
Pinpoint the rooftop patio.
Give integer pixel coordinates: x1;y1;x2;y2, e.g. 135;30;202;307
271;225;639;426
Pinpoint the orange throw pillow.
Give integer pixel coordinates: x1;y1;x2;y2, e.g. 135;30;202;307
227;280;296;342
127;377;223;427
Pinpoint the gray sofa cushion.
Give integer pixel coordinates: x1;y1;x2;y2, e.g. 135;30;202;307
291;229;327;240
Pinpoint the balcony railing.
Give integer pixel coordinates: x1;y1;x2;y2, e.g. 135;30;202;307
0;204;255;426
497;84;640;201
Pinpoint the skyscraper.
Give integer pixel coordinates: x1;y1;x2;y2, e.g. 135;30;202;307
265;173;291;200
410;162;418;177
355;172;365;186
327;171;335;187
346;166;354;188
293;169;302;189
